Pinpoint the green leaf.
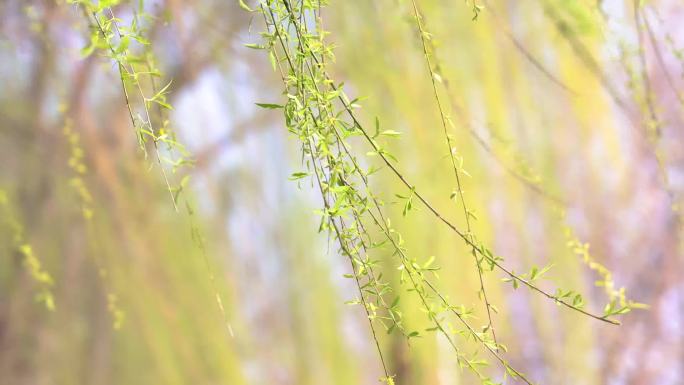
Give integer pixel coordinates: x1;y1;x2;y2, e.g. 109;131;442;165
238;0;253;12
572;294;584;308
150;99;173;110
449;190;458;201
115;35;130;54
255;103;284;109
268;51;277;71
402;197;412;217
423;255;435;269
244;43;265;50
380;130;402;137
529;266;539;280
288;172;309;180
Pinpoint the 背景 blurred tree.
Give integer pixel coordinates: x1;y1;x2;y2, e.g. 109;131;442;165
0;0;683;384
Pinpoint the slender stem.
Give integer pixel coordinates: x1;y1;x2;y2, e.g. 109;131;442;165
409;0;498;345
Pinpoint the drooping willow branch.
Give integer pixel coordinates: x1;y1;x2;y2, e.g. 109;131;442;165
89;11;179;211
401;3;644;315
260;5;394;380
640;7;684;107
68;0;234;338
539;0;668;171
254;0;633;383
260;2;520;382
0;190;55;312
409;0;498;346
325;40;620;325
481;0;577;95
268;0;624;322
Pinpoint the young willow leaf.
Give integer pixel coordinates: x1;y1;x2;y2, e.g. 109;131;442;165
380;130;402;138
255;103;284;109
238;0;253;12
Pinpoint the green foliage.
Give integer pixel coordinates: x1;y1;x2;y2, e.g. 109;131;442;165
63;0;234;338
248;1;643;383
0;190;55;311
6;0;674;383
69;0;190;210
246;0;656;383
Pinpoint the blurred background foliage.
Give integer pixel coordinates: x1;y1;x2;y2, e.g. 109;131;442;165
0;0;683;384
